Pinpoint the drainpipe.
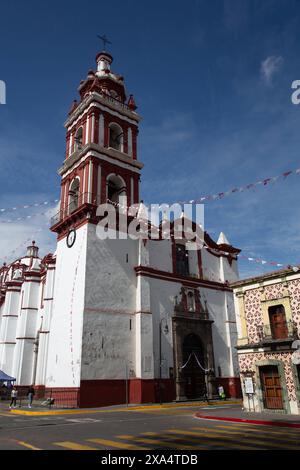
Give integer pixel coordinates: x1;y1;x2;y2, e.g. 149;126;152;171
31;331;40;385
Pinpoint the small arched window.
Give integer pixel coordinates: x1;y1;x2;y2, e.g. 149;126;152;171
75;127;83;151
69;178;80;214
109;123;123;151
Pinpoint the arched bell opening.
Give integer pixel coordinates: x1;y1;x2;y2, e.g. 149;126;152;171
108;122;123;151
106;174;127;206
68;178;80;214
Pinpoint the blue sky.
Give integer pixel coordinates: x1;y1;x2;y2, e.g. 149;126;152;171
1;0;300;278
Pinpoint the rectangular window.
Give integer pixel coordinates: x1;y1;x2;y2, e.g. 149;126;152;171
268;305;288;339
175;244;189;276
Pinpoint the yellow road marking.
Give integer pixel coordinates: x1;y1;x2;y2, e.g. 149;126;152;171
169;429;300;450
54;441;98;450
9;400;241;416
116;434;206;450
16;440;41;450
166;429;260;450
87;438;150;450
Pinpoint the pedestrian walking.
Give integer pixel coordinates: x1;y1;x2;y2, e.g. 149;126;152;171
9;387;18;409
218;384;226;400
27;385;35;408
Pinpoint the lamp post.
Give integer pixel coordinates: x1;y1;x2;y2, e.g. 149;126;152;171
125;361;133;407
159;318;169;405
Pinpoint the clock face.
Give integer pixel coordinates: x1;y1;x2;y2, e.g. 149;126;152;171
67;229;76;248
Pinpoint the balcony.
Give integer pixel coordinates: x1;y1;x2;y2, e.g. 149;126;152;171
50;192;101;228
257;320;299;344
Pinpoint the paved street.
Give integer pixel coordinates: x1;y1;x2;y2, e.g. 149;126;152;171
0;404;299;450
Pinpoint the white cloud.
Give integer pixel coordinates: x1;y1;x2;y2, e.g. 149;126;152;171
261;55;284;85
0;200;59;265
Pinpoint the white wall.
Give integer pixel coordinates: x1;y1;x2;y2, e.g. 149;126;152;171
148;240;172;272
201;287;233;377
202;250;222;282
45;225;87;388
148;277;180;378
81;224;139;380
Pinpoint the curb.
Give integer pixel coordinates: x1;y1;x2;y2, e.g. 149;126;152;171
195;413;300;429
9;400;241;416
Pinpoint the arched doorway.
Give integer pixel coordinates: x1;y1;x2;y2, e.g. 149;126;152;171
182;334;206;399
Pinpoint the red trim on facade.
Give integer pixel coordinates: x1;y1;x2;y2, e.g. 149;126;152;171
16;337;35;340
88;113;92;144
5;281;22;288
132;127;137;160
94;110;99;145
92;161;98;201
135;266;233;292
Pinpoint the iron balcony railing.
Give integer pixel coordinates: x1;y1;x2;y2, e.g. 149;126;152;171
97;92;132;113
50;192;101;227
257;320;299;342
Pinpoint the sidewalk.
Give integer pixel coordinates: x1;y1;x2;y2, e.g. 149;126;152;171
195;405;300;428
0;398;242;416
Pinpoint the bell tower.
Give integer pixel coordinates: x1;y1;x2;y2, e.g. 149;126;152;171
51;48;143;238
45;48;146;405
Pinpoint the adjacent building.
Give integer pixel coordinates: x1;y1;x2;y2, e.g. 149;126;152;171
232;267;300;415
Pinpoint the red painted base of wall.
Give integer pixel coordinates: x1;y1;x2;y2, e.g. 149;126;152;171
34;385;45;399
216;377;242;398
44;379;176;408
45;387;80;408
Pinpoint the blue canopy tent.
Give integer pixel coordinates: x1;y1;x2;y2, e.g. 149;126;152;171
0;370;16;383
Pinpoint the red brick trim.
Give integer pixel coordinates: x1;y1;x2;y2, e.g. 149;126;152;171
16;337;35;340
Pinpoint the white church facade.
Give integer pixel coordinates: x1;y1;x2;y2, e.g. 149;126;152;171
0;49;242;407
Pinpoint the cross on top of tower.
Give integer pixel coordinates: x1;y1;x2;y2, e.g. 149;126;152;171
97;34;112;52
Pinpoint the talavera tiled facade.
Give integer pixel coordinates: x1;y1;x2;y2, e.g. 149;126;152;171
232;268;300;415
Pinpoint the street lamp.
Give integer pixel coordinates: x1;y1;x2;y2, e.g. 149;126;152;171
159;317;169;405
125;360;134;407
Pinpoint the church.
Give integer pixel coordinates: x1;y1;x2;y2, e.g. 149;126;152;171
0;48;242;407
